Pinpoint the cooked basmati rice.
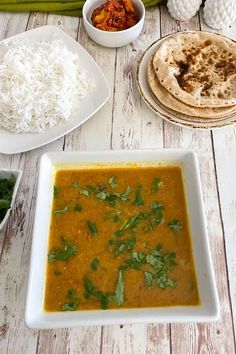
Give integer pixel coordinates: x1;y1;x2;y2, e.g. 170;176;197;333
0;39;95;134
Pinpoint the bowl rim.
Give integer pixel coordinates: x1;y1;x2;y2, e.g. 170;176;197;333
82;0;145;36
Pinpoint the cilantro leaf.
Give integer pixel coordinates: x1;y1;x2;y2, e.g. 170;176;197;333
87;220;98;236
48;236;78;262
151;178;161;193
144;272;153;288
53;186;60;197
133;184;144;206
168;220;183;232
112;271;124;306
108;176;118;189
91;258;99;271
74;203;82;212
61;289;80;311
53;205;69;215
72;181;89;198
109;237;136;256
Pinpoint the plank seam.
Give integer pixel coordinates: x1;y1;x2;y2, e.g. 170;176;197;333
110;48;118;150
99;326;104;354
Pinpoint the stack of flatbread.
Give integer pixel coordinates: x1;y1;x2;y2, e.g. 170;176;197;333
146;31;236;128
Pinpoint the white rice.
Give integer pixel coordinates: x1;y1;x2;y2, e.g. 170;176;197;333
0;39;95;134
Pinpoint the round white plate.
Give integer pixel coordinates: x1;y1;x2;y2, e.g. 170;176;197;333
136;36;236;130
0;25;110;154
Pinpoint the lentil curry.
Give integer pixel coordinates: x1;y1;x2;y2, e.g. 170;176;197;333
44;165;199;312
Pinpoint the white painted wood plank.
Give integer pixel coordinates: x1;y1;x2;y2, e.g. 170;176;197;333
101;7;170;354
111;7;163;150
160;5;235;354
64;20;116;152
199;7;236;339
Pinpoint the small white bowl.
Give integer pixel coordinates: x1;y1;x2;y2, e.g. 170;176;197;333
0;169;22;231
83;0;145;48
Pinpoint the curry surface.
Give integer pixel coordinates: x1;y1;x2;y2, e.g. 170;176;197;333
44;166;199;311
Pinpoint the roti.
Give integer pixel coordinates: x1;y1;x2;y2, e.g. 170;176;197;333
147;57;236;121
152;31;236;108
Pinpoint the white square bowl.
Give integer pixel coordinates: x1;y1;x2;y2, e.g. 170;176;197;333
25;149;219;329
0;25;110;154
0;169;22;231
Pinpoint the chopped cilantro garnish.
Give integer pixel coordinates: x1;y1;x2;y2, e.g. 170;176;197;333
53;186;60;197
48;236;78;262
61;289;80;311
114;212;149;237
53;205;69;215
168;220;183;232
74;203;82;212
111;271;124;306
54;270;62;276
144;272;153;288
120;244;176;289
72;181;89;198
108;176;118;189
109;237;136;256
133;184;144;206
87;220;98;236
120;186;131;201
103;213;121;223
96;191;107;200
151;178;161;193
91;258;99;271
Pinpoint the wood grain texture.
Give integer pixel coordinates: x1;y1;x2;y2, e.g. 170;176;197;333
160;5;236;354
0;5;236;354
199;8;236;344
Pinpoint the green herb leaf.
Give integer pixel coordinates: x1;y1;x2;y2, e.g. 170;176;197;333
53;205;69;215
87;220;98;236
133;184;144;206
97;292;110;310
151;178;161;193
120;186;131;201
168;220;183;232
84;277;95;299
112;271;124;306
54;186;60;197
48;236;78;262
109;237;136;256
84;277;110;309
157;275;176;289
72;181;89;198
114;212;148;237
144;272;153;288
108;176;118;189
91;258;99;271
61;289;80;311
0;175;16;222
74;203;82;212
54;270;62;276
0;199;11;209
104;213;121;223
132;252;146;263
96;191;107;200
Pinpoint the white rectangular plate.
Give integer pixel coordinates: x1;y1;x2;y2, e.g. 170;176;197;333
0;26;110;154
26;149;219;328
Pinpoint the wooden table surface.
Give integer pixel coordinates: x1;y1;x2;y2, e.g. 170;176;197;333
0;5;236;354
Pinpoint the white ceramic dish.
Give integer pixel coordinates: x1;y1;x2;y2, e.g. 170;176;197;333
137;36;236;130
25;149;219;329
83;0;145;48
0;169;22;231
0;25;110;154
